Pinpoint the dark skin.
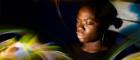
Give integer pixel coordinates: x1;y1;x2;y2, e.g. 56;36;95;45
76;6;107;53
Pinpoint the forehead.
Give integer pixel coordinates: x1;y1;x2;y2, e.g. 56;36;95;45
77;6;95;19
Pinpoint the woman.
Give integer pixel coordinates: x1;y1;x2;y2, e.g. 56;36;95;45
66;1;123;60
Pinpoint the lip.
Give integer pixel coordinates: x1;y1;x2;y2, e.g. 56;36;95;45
77;32;85;39
77;32;84;36
77;35;84;39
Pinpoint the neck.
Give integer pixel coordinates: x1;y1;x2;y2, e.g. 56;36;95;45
82;40;106;53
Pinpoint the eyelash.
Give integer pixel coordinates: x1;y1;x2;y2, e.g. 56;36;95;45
77;19;95;27
86;20;94;25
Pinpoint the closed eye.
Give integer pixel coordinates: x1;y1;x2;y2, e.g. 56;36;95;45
86;19;95;25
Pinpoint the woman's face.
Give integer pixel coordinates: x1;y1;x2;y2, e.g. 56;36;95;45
76;7;99;43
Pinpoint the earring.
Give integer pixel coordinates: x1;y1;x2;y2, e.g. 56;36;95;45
101;33;105;42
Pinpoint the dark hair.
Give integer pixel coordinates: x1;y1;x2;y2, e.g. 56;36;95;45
77;0;122;30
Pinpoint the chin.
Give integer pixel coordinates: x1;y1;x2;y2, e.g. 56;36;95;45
79;38;89;43
79;38;85;42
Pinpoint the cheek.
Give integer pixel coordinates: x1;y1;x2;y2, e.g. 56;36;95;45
85;26;98;38
85;26;97;34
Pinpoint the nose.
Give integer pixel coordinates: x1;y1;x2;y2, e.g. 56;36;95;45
77;25;85;33
76;20;85;33
77;27;84;33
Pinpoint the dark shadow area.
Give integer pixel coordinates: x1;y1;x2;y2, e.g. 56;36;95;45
0;0;79;48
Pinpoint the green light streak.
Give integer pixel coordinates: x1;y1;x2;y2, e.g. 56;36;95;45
107;30;140;60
